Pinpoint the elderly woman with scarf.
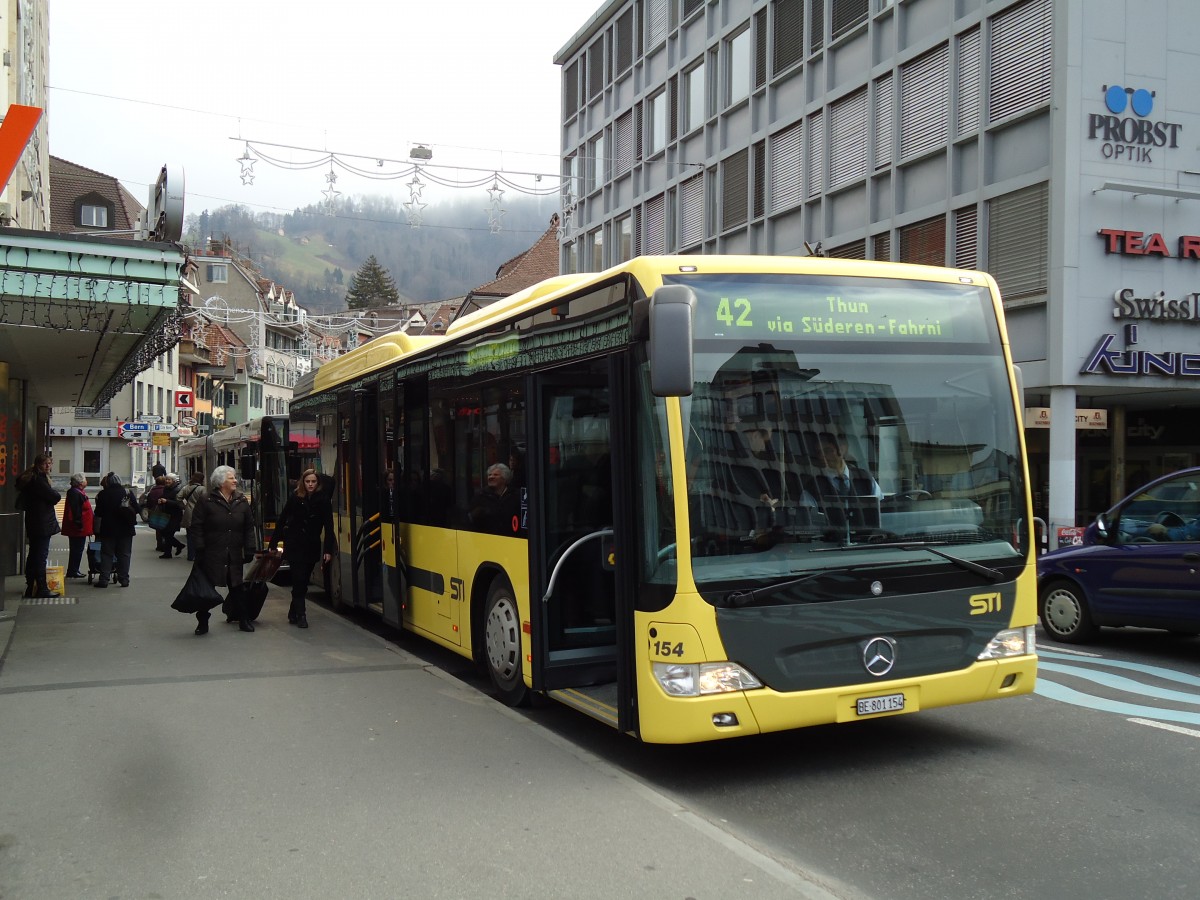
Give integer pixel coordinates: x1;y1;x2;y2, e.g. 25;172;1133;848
189;465;257;635
62;473;95;579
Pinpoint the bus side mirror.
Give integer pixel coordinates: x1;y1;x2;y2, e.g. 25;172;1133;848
239;452;256;482
649;284;696;397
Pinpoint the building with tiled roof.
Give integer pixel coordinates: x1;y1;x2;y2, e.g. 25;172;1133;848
48;156;143;234
456;214;560;319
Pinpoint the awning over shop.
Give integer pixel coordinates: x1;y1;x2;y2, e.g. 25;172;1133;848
0;228;186;409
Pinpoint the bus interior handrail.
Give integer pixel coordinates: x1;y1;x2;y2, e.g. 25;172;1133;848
542;528;614;603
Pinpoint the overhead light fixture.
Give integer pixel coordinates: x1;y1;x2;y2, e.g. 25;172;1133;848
410;144;432;161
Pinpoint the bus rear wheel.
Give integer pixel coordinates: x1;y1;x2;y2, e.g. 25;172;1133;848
483;580;528;706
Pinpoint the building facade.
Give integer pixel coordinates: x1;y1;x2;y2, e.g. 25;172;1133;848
555;0;1200;544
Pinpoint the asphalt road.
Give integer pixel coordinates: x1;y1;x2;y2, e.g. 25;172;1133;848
384;616;1200;900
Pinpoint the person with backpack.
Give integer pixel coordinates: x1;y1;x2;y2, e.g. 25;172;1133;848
176;471;205;561
93;472;139;589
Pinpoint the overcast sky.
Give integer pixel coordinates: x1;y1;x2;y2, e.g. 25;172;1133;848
48;0;602;223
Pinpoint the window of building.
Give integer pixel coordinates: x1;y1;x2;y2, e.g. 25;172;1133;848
957;27;981;137
726;27;751;107
831;0;869;41
645;0;668;50
810;0;825;54
588;133;607;193
616;214;633;262
84;450;101;474
80;204;108;228
769;121;803;213
954;206;978;269
898;215;946;266
827;239;867;259
872;232;892;261
721;149;749;231
989;0;1052;123
615;8;635;76
899;43;949;159
206;263;228;284
806;110;825;199
647;91;668;156
587;228;604;271
587;37;606;99
643;194;666;255
773;0;804;76
684;61;706;134
613;111;634;177
874;73;893;170
683;0;704;19
563;60;580;120
829;88;868;188
988;183;1048;303
679;173;705;247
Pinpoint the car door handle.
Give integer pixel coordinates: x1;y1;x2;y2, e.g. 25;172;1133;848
1184;552;1200;562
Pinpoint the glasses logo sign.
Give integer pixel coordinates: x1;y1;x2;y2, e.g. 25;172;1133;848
1088;84;1182;163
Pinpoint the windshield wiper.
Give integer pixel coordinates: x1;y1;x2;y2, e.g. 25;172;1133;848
814;541;1004;582
721;561;899;608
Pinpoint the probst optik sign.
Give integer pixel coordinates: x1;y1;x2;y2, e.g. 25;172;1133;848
1087;84;1182;163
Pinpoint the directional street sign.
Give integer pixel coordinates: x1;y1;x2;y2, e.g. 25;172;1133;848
151;423;177;433
118;422;150;437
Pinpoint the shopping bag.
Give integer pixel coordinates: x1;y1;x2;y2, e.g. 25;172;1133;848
148;509;170;530
245;551;282;584
170;563;223;613
222;580;269;622
44;565;65;597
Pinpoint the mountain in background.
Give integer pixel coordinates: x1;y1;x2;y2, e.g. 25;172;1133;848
183;195;563;314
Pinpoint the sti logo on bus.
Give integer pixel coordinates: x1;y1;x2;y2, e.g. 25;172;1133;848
969;592;1002;615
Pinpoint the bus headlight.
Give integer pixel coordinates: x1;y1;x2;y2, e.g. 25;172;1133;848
977;625;1036;660
652;662;763;696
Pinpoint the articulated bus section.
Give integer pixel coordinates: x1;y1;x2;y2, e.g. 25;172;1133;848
293;256;1037;744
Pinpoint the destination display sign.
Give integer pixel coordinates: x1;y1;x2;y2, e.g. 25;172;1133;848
667;274;994;345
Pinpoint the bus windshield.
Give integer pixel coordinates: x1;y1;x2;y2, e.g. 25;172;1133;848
672;273;1026;592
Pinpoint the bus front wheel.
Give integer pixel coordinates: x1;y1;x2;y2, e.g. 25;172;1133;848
483;580;529;706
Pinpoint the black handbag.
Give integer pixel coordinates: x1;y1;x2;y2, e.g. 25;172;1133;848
171;563;223;614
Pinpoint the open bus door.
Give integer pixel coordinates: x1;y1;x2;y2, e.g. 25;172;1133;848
529;358;635;733
336;387;385;613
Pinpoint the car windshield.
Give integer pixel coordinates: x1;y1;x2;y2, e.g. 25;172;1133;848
672;272;1027;596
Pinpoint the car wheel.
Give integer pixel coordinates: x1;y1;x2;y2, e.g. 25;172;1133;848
483;579;529;706
1039;581;1099;643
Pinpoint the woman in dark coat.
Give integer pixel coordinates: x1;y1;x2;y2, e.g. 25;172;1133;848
16;454;60;598
144;476;168;553
268;468;335;629
93;472;138;588
62;473;95;579
189;465;257;635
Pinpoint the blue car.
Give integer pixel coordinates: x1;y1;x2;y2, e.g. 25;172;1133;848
1037;467;1200;643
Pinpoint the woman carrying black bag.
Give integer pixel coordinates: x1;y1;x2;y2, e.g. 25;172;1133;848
188;465;257;635
267;468;335;629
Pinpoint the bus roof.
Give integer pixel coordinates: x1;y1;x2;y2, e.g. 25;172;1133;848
308;255;999;396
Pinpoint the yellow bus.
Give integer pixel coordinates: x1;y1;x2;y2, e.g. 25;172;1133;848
292;255;1037;743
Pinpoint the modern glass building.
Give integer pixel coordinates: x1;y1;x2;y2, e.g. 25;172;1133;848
555;0;1200;544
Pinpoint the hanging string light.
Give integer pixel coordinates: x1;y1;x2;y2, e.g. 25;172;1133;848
233;137;572;234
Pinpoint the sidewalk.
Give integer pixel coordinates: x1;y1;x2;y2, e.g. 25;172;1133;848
0;530;842;900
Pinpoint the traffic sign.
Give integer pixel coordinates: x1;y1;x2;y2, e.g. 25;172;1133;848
176;391;194;409
139;415;163;423
151;423;177;433
128;441;150;449
118;421;150;436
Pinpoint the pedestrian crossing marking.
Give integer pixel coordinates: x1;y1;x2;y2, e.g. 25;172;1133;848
21;597;78;605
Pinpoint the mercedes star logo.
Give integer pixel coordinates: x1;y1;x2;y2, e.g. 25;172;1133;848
863;636;897;677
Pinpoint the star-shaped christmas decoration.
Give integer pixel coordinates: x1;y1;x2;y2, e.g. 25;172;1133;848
407;174;425;200
486;178;506;234
237;144;256;185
